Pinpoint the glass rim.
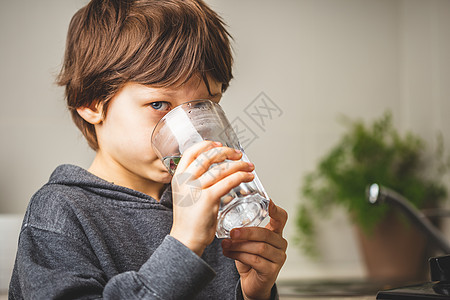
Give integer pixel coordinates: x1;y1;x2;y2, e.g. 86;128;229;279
150;98;219;144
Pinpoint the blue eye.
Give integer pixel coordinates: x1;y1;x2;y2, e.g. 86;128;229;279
150;102;170;111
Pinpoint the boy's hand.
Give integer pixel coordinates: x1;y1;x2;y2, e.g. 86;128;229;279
169;140;255;256
222;200;288;300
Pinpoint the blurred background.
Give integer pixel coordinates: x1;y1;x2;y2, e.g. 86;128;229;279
1;0;449;297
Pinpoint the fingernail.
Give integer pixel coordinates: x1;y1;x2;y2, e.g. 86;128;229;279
231;229;240;239
269;200;275;211
213;141;222;146
248;162;254;168
234;149;241;154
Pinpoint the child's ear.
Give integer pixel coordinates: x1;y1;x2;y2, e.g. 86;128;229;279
76;104;103;125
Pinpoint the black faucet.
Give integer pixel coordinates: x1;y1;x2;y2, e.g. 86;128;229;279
368;183;450;299
367;183;450;254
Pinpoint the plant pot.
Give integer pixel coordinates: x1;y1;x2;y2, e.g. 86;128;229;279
354;210;429;283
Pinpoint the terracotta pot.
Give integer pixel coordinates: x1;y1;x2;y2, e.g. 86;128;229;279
355;211;429;283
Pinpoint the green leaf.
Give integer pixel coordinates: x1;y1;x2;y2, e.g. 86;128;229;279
296;110;449;257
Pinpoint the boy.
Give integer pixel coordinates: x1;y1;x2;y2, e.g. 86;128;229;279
9;0;288;299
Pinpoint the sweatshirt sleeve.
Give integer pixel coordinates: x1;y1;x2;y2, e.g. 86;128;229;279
104;235;216;299
10;224;215;299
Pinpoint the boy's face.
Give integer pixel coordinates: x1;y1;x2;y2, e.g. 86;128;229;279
90;75;222;197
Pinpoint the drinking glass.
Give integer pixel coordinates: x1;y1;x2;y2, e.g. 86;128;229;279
151;99;269;238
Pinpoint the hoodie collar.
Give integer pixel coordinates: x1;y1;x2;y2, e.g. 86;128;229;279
49;164;173;209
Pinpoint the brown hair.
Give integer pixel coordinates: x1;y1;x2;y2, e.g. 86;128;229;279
57;0;233;150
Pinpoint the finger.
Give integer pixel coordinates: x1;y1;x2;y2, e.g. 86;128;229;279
234;260;251;275
266;200;288;235
175;140;221;172
222;250;278;276
186;146;243;178
205;171;255;200
230;227;288;251
198;160;254;188
222;239;287;264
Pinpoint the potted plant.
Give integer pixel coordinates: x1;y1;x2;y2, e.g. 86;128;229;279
296;111;450;281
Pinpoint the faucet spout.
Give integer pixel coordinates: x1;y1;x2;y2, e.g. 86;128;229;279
367;183;450;254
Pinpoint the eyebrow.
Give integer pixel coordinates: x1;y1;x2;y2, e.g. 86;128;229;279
157;91;222;98
138;84;222;100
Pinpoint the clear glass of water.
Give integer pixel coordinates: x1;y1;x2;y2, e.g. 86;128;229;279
151;99;269;238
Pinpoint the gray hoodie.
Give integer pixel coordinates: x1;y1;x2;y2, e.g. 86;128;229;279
9;164;277;299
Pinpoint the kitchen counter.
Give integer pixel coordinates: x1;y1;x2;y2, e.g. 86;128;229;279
276;278;390;299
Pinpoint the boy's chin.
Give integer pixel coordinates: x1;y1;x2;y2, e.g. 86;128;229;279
158;171;173;184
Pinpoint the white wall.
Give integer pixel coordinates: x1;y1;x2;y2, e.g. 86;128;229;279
0;0;449;282
0;0;94;214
